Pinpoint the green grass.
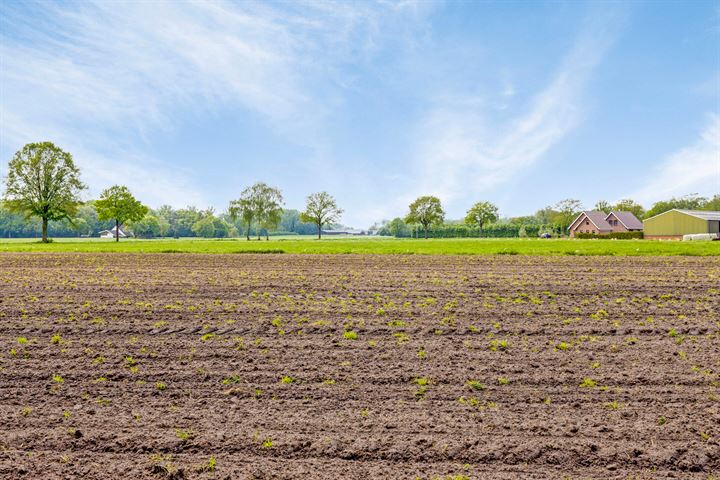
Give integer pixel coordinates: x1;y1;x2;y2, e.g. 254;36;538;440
0;236;717;256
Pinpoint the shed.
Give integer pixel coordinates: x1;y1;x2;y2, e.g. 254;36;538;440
643;209;720;240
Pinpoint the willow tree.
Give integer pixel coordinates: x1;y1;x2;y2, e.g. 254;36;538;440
229;182;283;240
255;183;284;241
228;191;256;240
2;142;86;242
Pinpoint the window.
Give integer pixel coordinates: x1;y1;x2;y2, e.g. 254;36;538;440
585;220;589;225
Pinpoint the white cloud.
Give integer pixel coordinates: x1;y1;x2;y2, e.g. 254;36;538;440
0;105;211;208
0;0;435;209
348;14;624;226
630;114;720;204
404;10;624;212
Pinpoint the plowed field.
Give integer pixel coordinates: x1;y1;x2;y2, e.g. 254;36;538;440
0;253;718;479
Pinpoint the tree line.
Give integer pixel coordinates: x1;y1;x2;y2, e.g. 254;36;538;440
2;142;718;241
1;142;343;242
374;195;720;239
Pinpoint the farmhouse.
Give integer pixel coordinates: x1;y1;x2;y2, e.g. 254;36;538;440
643;209;720;240
568;211;643;238
99;227;127;239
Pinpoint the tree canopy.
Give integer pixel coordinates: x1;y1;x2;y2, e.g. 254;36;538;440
301;192;343;239
594;199;644;218
594;200;612;214
229;182;284;240
228;187;256;240
254;183;284;240
553;199;583;232
644;194;712;219
613;199;645;219
405;196;445;239
94;185;148;241
132;215;162;238
2;142;86;242
464;201;499;233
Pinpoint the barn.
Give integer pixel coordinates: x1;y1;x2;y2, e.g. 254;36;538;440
643;209;720;240
99;226;127;239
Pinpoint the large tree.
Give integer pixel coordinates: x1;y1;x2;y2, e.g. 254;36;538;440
191;215;216;238
228;182;283;240
465;201;499;235
132;215;162;238
553;199;583;233
388;217;410;237
704;194;720;211
94;185;148;241
229;187;257;240
2;142;86;242
301;191;343;239
254;183;284;240
594;200;612;214
613;199;645;219
405;196;445;239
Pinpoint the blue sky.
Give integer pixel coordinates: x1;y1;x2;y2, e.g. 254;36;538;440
1;0;718;227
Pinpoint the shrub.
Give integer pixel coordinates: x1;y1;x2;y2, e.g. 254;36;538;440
579;378;597;388
575;231;643;239
466;380;485;391
175;428;193;441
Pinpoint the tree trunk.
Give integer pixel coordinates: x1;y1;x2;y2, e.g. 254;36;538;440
246;225;250;241
41;217;48;243
424;224;428;239
317;222;322;239
115;219;120;242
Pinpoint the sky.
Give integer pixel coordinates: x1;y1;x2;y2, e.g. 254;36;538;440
1;0;719;228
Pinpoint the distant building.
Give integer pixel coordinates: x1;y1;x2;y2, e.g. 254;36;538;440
568;211;643;238
643;209;720;240
99;226;127;239
320;229;367;236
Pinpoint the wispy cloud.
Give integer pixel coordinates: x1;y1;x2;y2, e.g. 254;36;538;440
0;0;433;206
404;10;625;211
0;1;412;137
630;114;720;204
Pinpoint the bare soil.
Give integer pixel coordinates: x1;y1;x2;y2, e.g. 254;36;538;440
0;253;718;479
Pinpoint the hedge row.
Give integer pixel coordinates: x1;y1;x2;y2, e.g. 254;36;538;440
406;224;555;238
575;231;644;239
